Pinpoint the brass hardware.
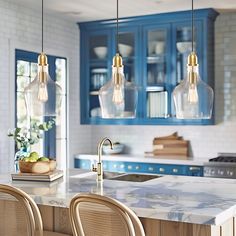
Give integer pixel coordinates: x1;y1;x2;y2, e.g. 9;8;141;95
38;53;48;84
159;168;165;172
189;166;201;171
112;53;123;68
187;52;198;67
38;52;48;66
173;168;178;173
92;137;113;182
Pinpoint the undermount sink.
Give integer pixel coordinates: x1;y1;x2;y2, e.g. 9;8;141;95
104;172;162;182
103;171;124;179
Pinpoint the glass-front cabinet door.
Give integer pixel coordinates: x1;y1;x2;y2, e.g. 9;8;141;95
79;9;218;125
143;25;171;120
86;32;110;119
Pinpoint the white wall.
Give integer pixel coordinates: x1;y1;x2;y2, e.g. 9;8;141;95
86;12;236;160
0;0;91;173
1;1;236;173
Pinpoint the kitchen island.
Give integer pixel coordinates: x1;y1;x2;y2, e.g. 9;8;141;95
1;169;236;236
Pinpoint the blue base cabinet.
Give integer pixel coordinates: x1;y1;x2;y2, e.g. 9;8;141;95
74;159;203;177
78;9;218;125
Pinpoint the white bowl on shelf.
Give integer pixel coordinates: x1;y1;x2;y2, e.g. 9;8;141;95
155;41;165;55
103;143;124;154
118;44;133;57
90;107;101;117
176;42;195;54
93;46;107;59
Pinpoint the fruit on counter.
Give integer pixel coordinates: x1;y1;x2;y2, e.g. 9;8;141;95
38;157;50;162
29;151;39;161
22;157;31;162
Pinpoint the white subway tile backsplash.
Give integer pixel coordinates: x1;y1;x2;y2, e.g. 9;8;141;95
85;12;236;162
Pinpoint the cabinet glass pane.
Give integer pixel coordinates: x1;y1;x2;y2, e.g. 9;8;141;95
118;32;135;83
89;35;108;60
147;30;167;86
89;34;108;118
146;29;168;118
176;26;196;84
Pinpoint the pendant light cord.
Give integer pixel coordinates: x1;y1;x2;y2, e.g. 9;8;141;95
42;0;44;52
116;0;119;53
191;0;194;52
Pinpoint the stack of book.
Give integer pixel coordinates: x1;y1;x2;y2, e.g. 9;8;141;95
11;169;64;182
152;132;189;158
147;90;168;118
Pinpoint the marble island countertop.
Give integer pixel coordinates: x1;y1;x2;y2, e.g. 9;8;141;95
1;169;236;226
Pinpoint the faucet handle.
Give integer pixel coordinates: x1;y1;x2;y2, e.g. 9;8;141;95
92;164;97;172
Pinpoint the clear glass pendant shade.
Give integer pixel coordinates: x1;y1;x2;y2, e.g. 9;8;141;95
173;53;213;119
24;53;62;117
99;54;138;118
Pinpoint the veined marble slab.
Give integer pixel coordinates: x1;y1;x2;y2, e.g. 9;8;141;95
75;154;206;166
1;169;236;226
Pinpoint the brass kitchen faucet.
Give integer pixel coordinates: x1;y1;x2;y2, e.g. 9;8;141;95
92;137;113;181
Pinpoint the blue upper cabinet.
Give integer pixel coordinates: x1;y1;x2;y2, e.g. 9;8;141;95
78;8;218;125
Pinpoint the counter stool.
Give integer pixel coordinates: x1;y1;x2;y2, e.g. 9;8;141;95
69;193;145;236
0;184;70;236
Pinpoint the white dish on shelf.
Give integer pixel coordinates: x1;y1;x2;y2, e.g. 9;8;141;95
118;43;133;57
103;143;124;154
93;46;107;59
146;86;164;92
148;41;165;55
90;107;101;117
176;42;195;54
155;41;165;55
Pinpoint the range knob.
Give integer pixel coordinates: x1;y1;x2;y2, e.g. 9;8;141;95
211;170;215;175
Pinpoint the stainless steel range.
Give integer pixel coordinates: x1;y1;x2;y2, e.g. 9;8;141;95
204;153;236;179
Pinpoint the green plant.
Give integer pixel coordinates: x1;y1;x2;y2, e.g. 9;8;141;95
8;119;55;150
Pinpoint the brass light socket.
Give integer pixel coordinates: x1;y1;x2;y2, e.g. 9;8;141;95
112;53;123;85
187;52;198;66
188;71;197;85
112;53;123;68
38;52;48;66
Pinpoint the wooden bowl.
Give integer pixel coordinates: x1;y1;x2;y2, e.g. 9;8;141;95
19;160;56;174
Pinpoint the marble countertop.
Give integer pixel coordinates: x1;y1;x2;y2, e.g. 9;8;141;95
1;169;236;226
75;154;206;166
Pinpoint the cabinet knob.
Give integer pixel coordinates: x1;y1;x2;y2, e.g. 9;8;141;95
148;167;154;171
172;168;178;173
128;165;132;170
189;166;201;171
159;168;165;172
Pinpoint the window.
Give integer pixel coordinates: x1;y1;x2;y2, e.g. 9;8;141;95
15;49;67;169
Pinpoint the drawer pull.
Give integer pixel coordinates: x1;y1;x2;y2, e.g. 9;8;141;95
173;168;178;173
128;165;132;170
189;166;201;171
135;166;140;170
148;167;154;171
159;168;165;172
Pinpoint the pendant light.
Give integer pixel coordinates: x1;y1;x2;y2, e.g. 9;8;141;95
98;0;138;119
24;0;62;117
172;0;214;119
